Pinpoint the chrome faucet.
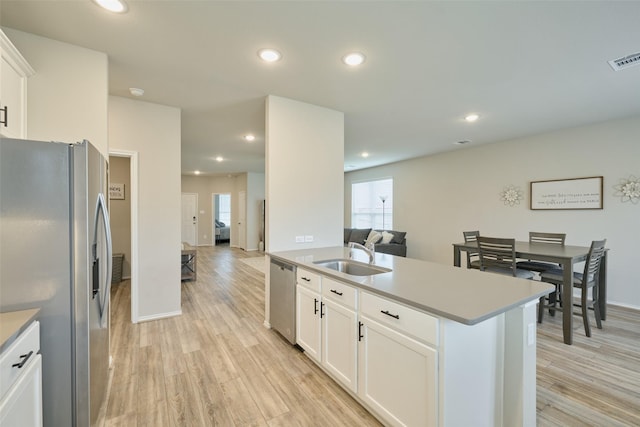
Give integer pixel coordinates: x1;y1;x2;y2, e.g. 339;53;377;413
349;241;375;264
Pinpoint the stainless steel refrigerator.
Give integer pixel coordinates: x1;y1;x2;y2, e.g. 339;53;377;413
0;138;112;427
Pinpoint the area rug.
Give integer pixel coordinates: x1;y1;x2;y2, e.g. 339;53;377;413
239;256;266;274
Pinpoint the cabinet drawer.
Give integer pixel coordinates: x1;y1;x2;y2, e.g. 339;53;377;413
0;321;40;400
322;277;357;310
297;268;321;293
361;292;438;346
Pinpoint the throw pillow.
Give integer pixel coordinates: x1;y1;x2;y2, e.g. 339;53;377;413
348;228;371;244
380;231;394;244
365;230;382;247
390;231;407;244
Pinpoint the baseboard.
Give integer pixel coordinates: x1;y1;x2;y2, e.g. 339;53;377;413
263;320;271;329
137;309;182;323
607;301;640;311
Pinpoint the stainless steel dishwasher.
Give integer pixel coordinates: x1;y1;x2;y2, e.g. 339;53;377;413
269;258;297;344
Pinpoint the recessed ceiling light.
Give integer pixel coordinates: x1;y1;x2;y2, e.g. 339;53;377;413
215;156;224;162
361;152;369;158
244;134;256;142
92;0;128;13
342;52;366;66
465;114;479;122
129;87;144;97
194;170;201;175
258;48;282;62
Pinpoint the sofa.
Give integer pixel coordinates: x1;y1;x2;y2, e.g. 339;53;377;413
344;228;407;257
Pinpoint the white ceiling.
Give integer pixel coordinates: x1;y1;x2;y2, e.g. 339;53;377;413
2;1;640;176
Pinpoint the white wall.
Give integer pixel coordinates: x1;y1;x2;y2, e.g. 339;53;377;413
345;116;640;309
109;96;181;321
4;28;108;157
247;172;266;251
266;95;344;252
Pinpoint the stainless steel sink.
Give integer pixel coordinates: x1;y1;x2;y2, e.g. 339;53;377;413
313;259;391;276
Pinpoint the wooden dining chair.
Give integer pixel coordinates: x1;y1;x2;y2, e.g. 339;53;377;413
476;236;535;279
538;239;606;337
463;230;481;269
516;232;566;273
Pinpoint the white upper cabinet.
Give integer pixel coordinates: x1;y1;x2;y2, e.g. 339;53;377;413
1;30;35;139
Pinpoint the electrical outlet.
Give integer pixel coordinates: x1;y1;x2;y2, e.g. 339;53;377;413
304;235;314;242
527;323;535;346
204;235;207;239
295;236;304;243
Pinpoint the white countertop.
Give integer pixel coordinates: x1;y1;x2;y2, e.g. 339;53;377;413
269;246;554;325
0;308;40;352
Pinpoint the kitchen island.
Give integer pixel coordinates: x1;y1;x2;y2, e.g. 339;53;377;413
267;246;553;427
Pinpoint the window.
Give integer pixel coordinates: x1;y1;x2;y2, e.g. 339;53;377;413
351;178;393;229
217;194;231;225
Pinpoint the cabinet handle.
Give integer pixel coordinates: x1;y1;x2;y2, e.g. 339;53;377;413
381;310;400;320
320;302;325;318
330;289;343;296
314;298;318;314
301;277;311;282
358;321;364;341
0;106;7;127
12;350;33;369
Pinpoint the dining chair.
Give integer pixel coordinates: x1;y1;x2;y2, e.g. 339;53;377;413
463;230;481;269
476;236;535;279
516;232;566;273
537;239;606;337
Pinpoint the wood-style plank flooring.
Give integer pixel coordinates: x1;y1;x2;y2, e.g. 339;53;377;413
106;246;640;426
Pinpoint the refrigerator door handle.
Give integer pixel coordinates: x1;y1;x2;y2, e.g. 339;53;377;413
93;192;112;326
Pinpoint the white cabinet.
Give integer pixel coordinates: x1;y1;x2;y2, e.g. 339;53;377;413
358;317;437;427
358;291;438;427
0;30;35;139
0;321;42;427
322;278;358;393
295;270;358;393
296;283;322;362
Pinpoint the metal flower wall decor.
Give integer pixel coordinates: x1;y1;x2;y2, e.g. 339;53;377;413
500;185;524;207
614;175;640;204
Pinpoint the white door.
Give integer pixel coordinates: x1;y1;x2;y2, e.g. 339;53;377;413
322;298;358;393
358;317;437;427
295;285;321;363
238;191;246;250
181;193;197;246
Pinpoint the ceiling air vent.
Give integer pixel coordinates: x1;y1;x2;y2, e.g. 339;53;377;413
608;52;640;71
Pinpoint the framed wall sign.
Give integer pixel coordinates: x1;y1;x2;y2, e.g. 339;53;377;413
109;183;125;200
530;176;603;210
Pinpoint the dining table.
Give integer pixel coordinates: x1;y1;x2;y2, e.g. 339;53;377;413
453;240;607;345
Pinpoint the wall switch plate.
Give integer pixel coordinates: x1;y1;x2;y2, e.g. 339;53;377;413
304;235;314;242
295;236;304;243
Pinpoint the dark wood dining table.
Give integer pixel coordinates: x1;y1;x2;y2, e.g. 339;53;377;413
453;241;607;345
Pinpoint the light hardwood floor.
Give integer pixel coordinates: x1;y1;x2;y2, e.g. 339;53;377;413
106;246;640;426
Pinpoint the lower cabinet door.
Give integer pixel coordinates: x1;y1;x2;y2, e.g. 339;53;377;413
322;298;358;393
0;354;42;427
296;285;321;362
359;317;437;427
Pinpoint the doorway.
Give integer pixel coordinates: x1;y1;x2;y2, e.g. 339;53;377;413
181;193;198;246
108;149;139;323
212;193;231;246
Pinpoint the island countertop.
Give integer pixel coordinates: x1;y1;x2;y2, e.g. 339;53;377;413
269;246;553;325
